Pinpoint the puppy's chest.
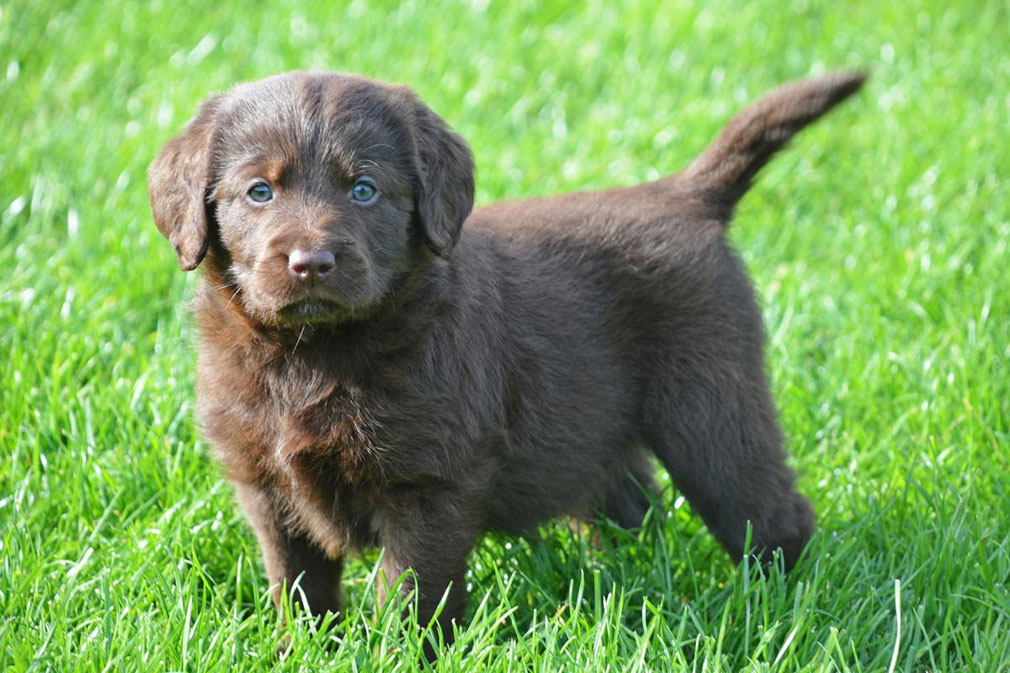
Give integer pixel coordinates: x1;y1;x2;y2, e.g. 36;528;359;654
199;351;472;550
200;353;456;488
200;366;394;543
207;371;387;482
275;381;372;466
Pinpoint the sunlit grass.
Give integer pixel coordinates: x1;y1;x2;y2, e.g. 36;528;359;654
2;0;1008;670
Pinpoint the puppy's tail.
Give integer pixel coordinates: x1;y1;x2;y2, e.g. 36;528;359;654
678;71;866;219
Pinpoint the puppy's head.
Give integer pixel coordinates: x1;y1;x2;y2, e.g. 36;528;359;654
148;71;474;326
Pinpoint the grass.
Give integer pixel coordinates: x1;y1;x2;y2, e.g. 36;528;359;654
1;0;1008;670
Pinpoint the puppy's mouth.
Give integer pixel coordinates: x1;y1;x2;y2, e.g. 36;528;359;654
276;297;348;324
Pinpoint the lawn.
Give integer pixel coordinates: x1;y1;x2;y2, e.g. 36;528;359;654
1;0;1008;670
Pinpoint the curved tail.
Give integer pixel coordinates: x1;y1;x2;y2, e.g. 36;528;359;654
678;71;866;219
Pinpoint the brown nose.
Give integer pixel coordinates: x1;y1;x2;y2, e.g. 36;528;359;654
288;250;335;283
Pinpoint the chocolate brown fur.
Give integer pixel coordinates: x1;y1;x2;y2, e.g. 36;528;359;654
148;71;864;652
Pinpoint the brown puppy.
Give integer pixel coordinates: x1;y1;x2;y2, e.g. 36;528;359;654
148;71;864;650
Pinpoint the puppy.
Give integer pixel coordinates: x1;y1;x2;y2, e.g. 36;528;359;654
148;70;864;651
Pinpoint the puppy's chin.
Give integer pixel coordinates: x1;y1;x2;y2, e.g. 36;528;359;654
274;297;355;326
237;276;382;328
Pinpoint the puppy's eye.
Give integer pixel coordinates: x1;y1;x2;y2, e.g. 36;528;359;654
247;182;273;203
349;178;378;204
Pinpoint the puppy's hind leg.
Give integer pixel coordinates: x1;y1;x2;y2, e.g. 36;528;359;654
640;72;866;569
644;359;814;572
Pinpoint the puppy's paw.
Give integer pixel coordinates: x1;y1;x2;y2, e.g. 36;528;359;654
754;493;815;573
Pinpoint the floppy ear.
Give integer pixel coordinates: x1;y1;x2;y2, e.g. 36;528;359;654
147;96;222;271
410;99;475;257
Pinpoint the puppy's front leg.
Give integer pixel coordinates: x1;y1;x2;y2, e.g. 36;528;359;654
233;481;345;618
376;492;480;658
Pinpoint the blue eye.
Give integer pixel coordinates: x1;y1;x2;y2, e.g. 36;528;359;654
247;182;273;203
350;179;378;204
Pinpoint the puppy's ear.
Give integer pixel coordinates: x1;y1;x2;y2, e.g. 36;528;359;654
409;99;475;257
147;96;222;271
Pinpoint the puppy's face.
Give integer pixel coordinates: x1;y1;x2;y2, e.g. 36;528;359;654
211;77;418;325
148;72;475;326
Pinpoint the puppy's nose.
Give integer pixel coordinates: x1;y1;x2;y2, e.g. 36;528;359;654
288;250;335;283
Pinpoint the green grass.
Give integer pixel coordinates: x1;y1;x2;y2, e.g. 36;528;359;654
2;0;1008;670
